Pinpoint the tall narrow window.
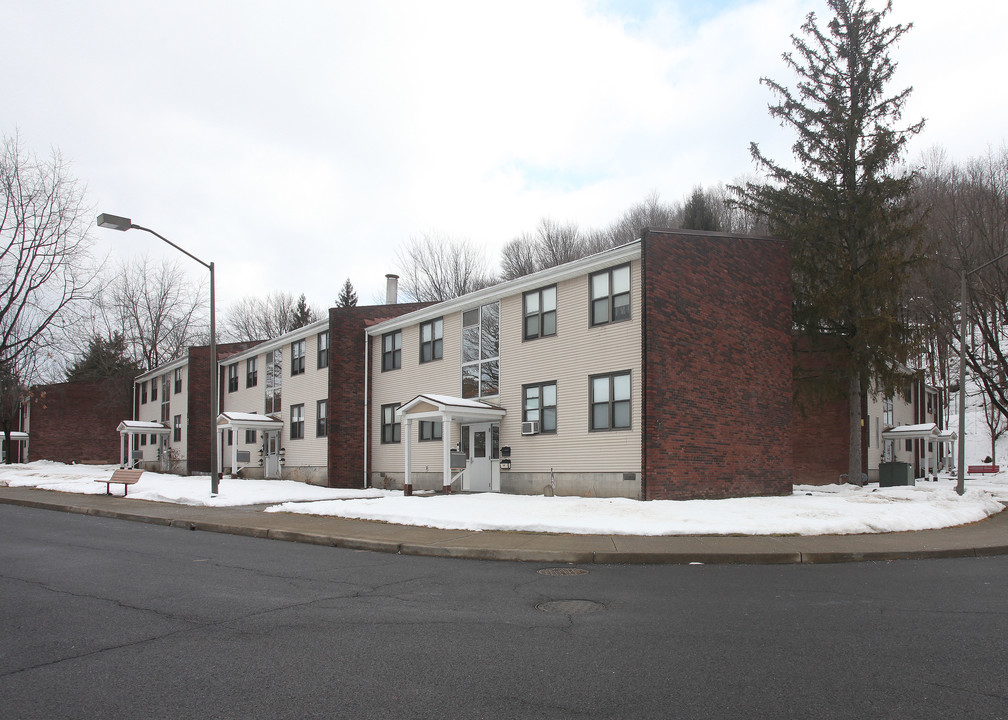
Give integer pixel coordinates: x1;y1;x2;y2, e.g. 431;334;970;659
246;357;258;388
291;339;306;376
290;404;304;440
461;303;499;398
227;364;239;393
419;318;443;363
161;376;170;423
381;403;400;444
590;371;631;431
173;414;182;442
174;368;183;394
265;350;282;414
317;331;329;369
523;382;558;433
316;399;328;437
140;382;147;404
523;286;557;340
151;378;158;402
590;264;631;326
382;331;402;371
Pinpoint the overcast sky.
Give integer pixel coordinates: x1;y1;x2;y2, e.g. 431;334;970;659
8;0;1007;310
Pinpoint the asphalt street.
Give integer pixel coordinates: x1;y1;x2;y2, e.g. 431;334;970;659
2;504;1007;719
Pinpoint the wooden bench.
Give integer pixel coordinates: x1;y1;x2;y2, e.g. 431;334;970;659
98;468;144;496
967;465;1000;475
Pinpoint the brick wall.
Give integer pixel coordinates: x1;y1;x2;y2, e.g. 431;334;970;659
327;303;430;488
186;341;261;474
640;229;793;500
27;375;134;464
791;338;870;485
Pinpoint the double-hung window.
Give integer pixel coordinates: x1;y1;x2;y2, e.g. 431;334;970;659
419;318;443;363
590;264;631;326
523;382;558;433
227;364;239;393
590;371;631;431
317;331;329;369
316;399;328;437
140;382;147;404
419;421;442;441
382;331;402;371
151;379;158;402
172;414;182;442
291;339;306;376
174;368;183;394
523;286;557;340
290;404;305;440
246;357;258;388
381;403;401;444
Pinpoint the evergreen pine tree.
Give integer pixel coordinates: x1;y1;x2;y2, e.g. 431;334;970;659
290;294;314;329
66;333;141;382
336;278;358;308
733;0;925;483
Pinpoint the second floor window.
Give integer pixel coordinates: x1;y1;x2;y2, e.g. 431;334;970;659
461;303;499;399
151;379;158;402
291;340;306;376
174;368;183;394
317;331;329;369
161;376;171;423
590;264;631;326
227;364;239;393
290;404;304;440
420;318;443;363
247;357;258;388
265;349;282;414
523;286;557;340
382;331;401;371
140;382;147;404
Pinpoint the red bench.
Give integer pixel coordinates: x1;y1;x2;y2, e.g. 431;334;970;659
967;465;1000;475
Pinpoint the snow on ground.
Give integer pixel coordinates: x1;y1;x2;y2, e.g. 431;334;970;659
0;461;393;507
1;460;1004;536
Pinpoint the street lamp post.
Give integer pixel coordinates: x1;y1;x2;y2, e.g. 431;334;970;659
97;213;219;496
957;250;1008;496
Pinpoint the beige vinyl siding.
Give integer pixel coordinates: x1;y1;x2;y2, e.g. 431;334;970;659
283;333;328;467
500;258;642;473
172;366;188;461
134;375;163;464
369;258;642;476
371;315;462;473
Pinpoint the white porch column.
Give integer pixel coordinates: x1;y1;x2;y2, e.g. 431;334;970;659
403;418;413;496
442;417;451;494
231;429;239;477
120;432;126;468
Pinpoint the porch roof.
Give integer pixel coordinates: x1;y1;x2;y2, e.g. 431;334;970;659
216;412;284;430
397;393;506;424
117;420;170;435
881;423;944;441
2;431;29;441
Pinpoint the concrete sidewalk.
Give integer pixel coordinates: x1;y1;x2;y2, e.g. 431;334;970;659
3;485;1008;564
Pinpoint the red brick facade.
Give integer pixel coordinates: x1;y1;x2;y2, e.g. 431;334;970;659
27;375;134;464
327;303;430;488
640;229;793;500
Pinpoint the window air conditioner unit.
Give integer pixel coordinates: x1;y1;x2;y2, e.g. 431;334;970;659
521;421;540;436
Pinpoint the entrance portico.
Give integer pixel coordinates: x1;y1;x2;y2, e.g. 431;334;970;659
396;394;506;495
216;412;284;479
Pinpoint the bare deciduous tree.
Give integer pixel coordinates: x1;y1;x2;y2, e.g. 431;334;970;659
220;291;323;343
87;255;208;371
396;233;495;303
1;133;97;374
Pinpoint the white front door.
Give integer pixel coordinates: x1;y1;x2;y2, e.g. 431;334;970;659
158;436;170;472
264;431;281;479
463;422;499;492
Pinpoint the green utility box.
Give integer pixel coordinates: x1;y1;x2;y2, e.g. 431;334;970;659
879;462;915;487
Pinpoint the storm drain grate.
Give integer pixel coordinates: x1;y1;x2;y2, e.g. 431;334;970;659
537;567;589;576
536;599;605;614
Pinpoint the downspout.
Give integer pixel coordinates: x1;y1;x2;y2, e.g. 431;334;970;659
363;328;369;489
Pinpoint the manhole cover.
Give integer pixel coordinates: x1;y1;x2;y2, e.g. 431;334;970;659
536;599;605;614
537;567;589;576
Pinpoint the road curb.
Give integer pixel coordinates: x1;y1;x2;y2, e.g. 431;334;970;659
2;491;1007;565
